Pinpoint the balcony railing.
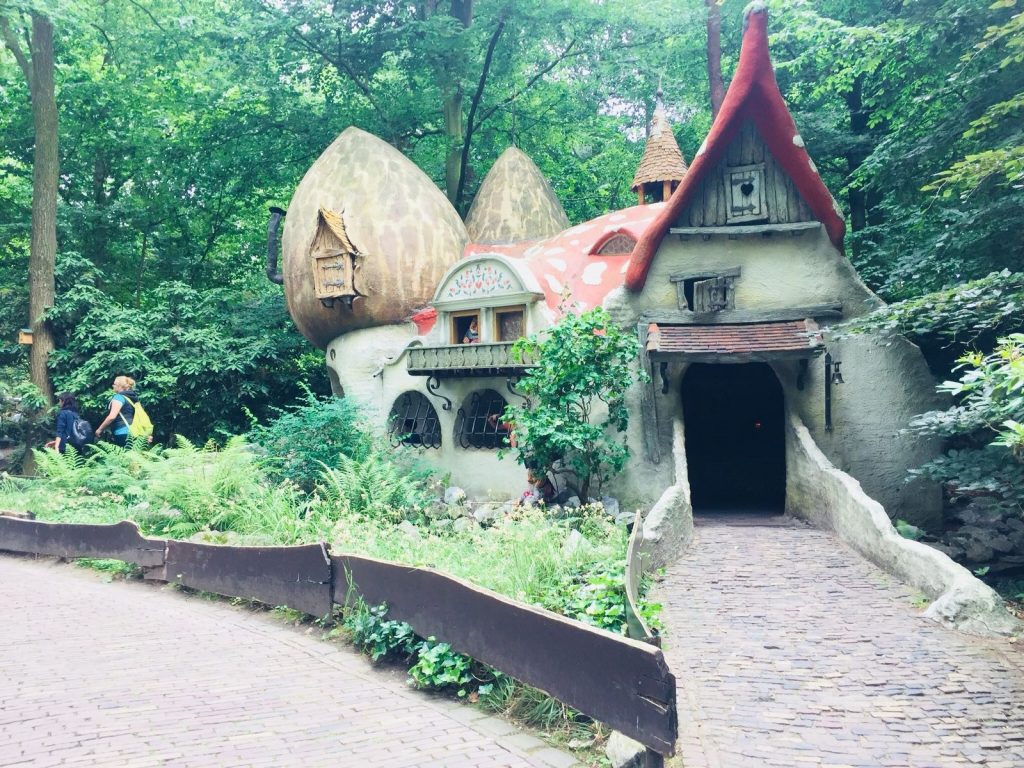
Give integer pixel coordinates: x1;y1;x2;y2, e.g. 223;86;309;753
407;342;534;378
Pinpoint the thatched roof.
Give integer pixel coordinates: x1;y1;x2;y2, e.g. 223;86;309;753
631;93;688;192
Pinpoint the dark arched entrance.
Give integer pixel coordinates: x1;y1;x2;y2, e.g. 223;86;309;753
681;362;785;512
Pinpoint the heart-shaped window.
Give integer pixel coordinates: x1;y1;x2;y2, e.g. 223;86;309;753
740;181;755;197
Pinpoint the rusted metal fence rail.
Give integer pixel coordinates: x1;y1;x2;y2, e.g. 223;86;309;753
0;515;677;757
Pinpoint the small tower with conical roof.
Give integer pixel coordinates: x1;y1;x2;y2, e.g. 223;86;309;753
631;88;688;205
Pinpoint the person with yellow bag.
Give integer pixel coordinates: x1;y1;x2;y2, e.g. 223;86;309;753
95;375;154;446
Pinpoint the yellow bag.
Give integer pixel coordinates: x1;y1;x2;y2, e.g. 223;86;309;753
121;397;154;438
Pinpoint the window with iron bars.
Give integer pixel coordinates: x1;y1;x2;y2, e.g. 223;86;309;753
388;391;442;449
454;389;511;449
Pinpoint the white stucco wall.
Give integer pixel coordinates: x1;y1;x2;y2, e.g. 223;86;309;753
327;325;532;499
785;410;1019;636
604;226;944;528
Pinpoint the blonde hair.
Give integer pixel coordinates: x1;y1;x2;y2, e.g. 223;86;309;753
113;375;136;391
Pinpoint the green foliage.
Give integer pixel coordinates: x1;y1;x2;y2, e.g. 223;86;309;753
316;451;436;525
833;271;1024;350
505;307;645;500
909;335;1024;517
246;389;372;491
344;603;420;662
407;639;477;697
47;279;327;443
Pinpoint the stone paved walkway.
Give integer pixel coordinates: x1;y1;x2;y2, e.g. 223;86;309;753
0;556;581;768
654;514;1024;768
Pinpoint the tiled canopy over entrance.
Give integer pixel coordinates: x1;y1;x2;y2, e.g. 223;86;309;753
646;320;822;357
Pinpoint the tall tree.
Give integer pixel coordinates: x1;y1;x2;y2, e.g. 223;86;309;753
1;5;57;402
705;0;725;118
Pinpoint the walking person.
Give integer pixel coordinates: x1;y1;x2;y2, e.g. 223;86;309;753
51;392;85;454
95;376;142;447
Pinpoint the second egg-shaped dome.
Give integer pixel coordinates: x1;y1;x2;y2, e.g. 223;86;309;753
465;147;570;243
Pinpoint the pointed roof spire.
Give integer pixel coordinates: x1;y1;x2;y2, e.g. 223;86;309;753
631;84;688;194
625;1;847;292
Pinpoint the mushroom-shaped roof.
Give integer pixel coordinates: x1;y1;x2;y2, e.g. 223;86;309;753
281;127;468;349
455;203;666;324
465;147;570;243
631;91;688;191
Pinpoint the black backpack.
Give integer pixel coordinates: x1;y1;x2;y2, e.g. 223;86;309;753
69;415;95;450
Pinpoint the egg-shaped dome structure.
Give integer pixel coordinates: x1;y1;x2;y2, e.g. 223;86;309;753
281;127;469;349
465;147;570;243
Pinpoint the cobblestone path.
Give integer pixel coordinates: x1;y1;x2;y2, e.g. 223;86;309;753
0;556;580;768
653;515;1024;768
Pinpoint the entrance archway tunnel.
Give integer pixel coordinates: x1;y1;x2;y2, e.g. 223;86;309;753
681;362;785;513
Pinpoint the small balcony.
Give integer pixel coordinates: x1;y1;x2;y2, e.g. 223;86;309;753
407;342;534;378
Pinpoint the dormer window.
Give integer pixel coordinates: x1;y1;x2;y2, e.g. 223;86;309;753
671;267;740;313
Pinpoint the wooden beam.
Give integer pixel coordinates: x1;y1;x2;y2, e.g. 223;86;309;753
649;348;822;364
670;221;821;237
641;304;843;325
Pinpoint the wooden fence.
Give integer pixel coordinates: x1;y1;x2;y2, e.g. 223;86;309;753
0;515;677;757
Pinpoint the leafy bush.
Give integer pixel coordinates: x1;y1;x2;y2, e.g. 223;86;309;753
908;334;1024;517
47;279;328;443
505;306;646;500
247;389;372;491
407;639;478;697
344;603;420;662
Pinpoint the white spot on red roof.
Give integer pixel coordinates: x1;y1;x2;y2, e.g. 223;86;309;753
808;158;818;174
696;140;707;157
544;274;563;293
582;262;607;285
547;258;566;271
792;134;805;148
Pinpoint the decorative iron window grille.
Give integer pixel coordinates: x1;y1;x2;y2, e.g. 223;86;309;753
388;391;442;449
454;389;511;449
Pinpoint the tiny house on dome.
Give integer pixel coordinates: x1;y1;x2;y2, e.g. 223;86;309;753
271;2;943;560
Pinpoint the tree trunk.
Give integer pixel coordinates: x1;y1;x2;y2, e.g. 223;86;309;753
443;0;473;207
845;74;881;258
706;0;725;119
444;88;464;206
25;13;58;404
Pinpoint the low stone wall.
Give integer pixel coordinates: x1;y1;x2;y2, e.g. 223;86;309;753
641;418;693;570
785;411;1020;636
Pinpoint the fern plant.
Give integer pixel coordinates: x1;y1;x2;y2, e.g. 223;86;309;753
316;451;433;524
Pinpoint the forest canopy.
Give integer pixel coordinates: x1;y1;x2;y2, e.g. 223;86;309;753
1;0;1021;443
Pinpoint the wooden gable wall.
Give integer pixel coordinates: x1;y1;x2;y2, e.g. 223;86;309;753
677;120;816;228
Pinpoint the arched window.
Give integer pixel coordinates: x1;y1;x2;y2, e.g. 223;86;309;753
592;232;637;255
388;392;442;449
454;389;511;449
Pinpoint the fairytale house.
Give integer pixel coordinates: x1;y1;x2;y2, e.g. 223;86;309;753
271;3;943;544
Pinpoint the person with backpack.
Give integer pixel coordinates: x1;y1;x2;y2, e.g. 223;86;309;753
52;392;94;454
95;375;153;446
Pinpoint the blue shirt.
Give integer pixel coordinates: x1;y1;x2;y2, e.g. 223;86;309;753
111;394;133;435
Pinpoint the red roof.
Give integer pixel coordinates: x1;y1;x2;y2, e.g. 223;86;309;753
462;203;666;321
647;319;822;356
625;3;846;293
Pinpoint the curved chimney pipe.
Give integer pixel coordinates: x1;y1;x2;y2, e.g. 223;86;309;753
266;206;286;285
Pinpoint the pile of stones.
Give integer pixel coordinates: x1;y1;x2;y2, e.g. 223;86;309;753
930;498;1024;575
